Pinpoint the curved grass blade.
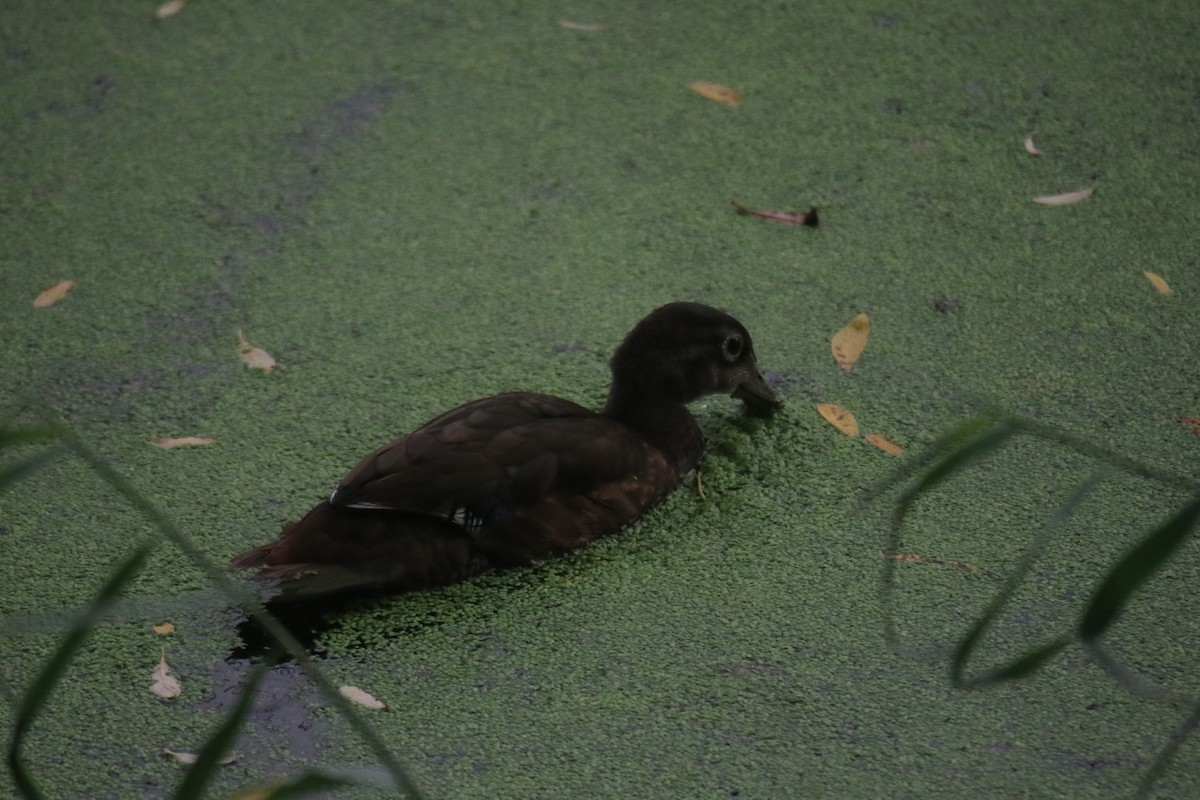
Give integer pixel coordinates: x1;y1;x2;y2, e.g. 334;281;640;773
863;409;1007;506
0;425;61;447
1083;639;1179;702
881;418;1018;645
173;665;267;800
950;471;1104;688
1136;698;1200;799
0;447;63;492
7;543;153;800
226;766;397;799
1008;416;1195;492
1078;494;1200;641
26;397;426;799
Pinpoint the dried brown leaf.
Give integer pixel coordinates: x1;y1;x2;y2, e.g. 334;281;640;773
1174;417;1200;435
1143;271;1171;295
731;200;819;227
689;81;742;106
162;748;236;766
155;0;186;20
1023;136;1043;156
339;684;387;710
557;20;607;31
236;330;276;372
149;436;217;449
865;432;904;455
150;649;181;699
152;622;176;636
32;280;76;308
1032;187;1093;206
830;313;870;371
816;403;860;437
883;552;984;573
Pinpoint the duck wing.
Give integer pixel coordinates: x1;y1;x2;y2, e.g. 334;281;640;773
328;391;680;559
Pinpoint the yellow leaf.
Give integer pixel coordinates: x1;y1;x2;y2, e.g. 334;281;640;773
162;748;236;766
557;20;607;31
816;403;859;437
155;0;186;20
32;280;75;308
1023;136;1043;156
236;330;277;372
149;436;216;449
339;684;387;710
865;432;904;455
150;649;181;699
689;81;742;106
152;622;176;635
1032;187;1093;206
1143;271;1171;295
830;312;869;371
883;551;983;573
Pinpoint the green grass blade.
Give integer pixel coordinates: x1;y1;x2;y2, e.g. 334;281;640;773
863;409;1007;506
25;397;426;799
1078;494;1200;641
172;665;267;800
0;426;60;447
950;472;1104;688
225;766;396;799
1136;698;1200;799
7;543;153;800
880;418;1017;645
0;447;63;492
1082;640;1181;702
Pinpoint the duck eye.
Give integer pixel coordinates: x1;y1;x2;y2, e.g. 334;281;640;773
722;334;743;361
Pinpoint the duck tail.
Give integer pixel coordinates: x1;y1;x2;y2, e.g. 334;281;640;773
229;500;491;596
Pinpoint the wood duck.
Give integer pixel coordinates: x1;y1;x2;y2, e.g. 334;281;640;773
229;301;780;597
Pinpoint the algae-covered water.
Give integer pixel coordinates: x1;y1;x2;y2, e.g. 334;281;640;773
2;1;1198;797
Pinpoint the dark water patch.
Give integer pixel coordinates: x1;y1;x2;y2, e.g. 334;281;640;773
199;197;287;236
201;654;335;763
227;593;375;663
85;75;117;112
286;82;407;162
35;359;165;424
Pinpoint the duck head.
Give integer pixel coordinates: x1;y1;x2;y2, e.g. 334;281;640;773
605;302;780;416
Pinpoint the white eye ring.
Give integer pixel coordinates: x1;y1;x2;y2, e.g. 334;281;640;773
722;334;743;361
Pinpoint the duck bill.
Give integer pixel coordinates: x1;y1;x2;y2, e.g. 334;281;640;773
731;370;781;417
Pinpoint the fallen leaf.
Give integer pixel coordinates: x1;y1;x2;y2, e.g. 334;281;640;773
557;20;607;31
1142;271;1171;295
152;622;176;636
236;330;276;372
32;280;76;308
149;436;217;449
150;649;181;699
339;685;387;710
155;0;186;19
689;81;742;106
1023;136;1043;156
883;552;983;573
816;403;859;437
830;313;870;371
1032;187;1093;206
162;748;237;766
731;200;819;227
865;433;904;455
1174;417;1200;435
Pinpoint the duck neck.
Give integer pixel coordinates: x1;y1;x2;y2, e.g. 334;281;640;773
603;385;704;475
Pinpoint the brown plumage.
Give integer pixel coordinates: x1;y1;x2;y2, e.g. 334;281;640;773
229;302;779;597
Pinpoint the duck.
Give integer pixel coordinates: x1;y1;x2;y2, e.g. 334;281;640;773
229;301;780;597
